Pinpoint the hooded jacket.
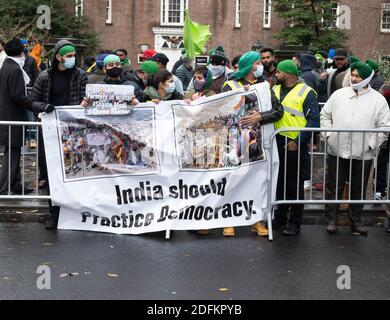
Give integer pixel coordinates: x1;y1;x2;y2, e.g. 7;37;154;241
31;40;88;109
299;53;319;94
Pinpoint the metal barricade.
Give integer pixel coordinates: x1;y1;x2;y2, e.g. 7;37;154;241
267;127;390;240
0;121;50;200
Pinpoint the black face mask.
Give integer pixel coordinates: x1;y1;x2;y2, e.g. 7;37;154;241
106;67;122;78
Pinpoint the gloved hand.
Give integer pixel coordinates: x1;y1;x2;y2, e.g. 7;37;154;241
44;104;55;113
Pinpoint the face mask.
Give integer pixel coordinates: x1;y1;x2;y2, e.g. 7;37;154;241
106;67;122;78
209;65;225;79
194;79;206;92
253;65;264;78
315;61;324;69
350;71;374;91
63;57;76;69
165;82;176;94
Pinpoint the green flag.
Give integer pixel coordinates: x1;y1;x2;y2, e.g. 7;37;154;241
183;10;212;59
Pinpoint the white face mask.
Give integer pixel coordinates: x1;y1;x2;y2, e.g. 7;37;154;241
350;71;375;92
209;65;225;79
253;65;264;78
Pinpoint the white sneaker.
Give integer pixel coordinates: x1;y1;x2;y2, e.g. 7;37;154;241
304;180;311;191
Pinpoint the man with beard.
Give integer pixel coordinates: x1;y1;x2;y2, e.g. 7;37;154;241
260;47;278;87
321;48;350;99
273;60;320;236
31;40;88;229
321;63;390;236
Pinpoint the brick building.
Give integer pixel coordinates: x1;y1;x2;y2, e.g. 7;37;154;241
73;0;390;70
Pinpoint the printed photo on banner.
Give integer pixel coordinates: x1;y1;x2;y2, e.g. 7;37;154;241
85;84;135;116
56;107;159;181
173;90;266;171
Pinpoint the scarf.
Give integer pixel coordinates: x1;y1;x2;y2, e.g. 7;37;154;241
143;86;172;101
8;56;30;86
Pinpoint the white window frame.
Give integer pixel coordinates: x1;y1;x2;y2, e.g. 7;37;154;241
321;2;340;29
235;0;241;28
331;2;340;28
75;0;84;17
263;0;271;29
381;3;390;32
106;0;113;25
161;0;188;26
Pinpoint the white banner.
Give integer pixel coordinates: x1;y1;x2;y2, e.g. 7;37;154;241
41;83;279;234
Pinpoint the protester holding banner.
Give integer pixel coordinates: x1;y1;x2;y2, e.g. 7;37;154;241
273;60;320;236
221;51;284;238
31;39;88;230
94;54;141;104
151;53;184;95
184;66;215;101
143;69;184;102
0;38;53;196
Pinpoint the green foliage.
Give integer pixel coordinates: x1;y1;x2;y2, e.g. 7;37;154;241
272;0;348;52
0;0;100;54
379;58;390;82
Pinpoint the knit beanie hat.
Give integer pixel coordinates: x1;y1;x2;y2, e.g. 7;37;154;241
277;59;300;76
96;53;111;70
58;45;76;56
140;60;159;75
210;45;227;66
103;54;121;66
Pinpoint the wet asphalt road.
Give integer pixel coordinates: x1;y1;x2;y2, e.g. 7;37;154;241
0;223;389;300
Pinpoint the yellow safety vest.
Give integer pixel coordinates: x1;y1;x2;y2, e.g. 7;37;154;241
274;83;313;140
224;80;244;90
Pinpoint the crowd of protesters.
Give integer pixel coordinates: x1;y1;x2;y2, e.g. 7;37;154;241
0;36;390;236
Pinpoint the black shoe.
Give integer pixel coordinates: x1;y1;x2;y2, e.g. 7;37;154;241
282;222;301;236
326;222;338;235
351;224;368;236
272;218;287;231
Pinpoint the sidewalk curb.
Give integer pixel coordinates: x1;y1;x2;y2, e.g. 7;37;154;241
0;206;388;225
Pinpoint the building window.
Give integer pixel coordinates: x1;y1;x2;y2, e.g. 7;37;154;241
75;0;84;17
161;0;188;26
382;3;390;32
330;2;340;28
106;0;112;24
322;2;340;29
235;0;241;28
263;0;271;28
